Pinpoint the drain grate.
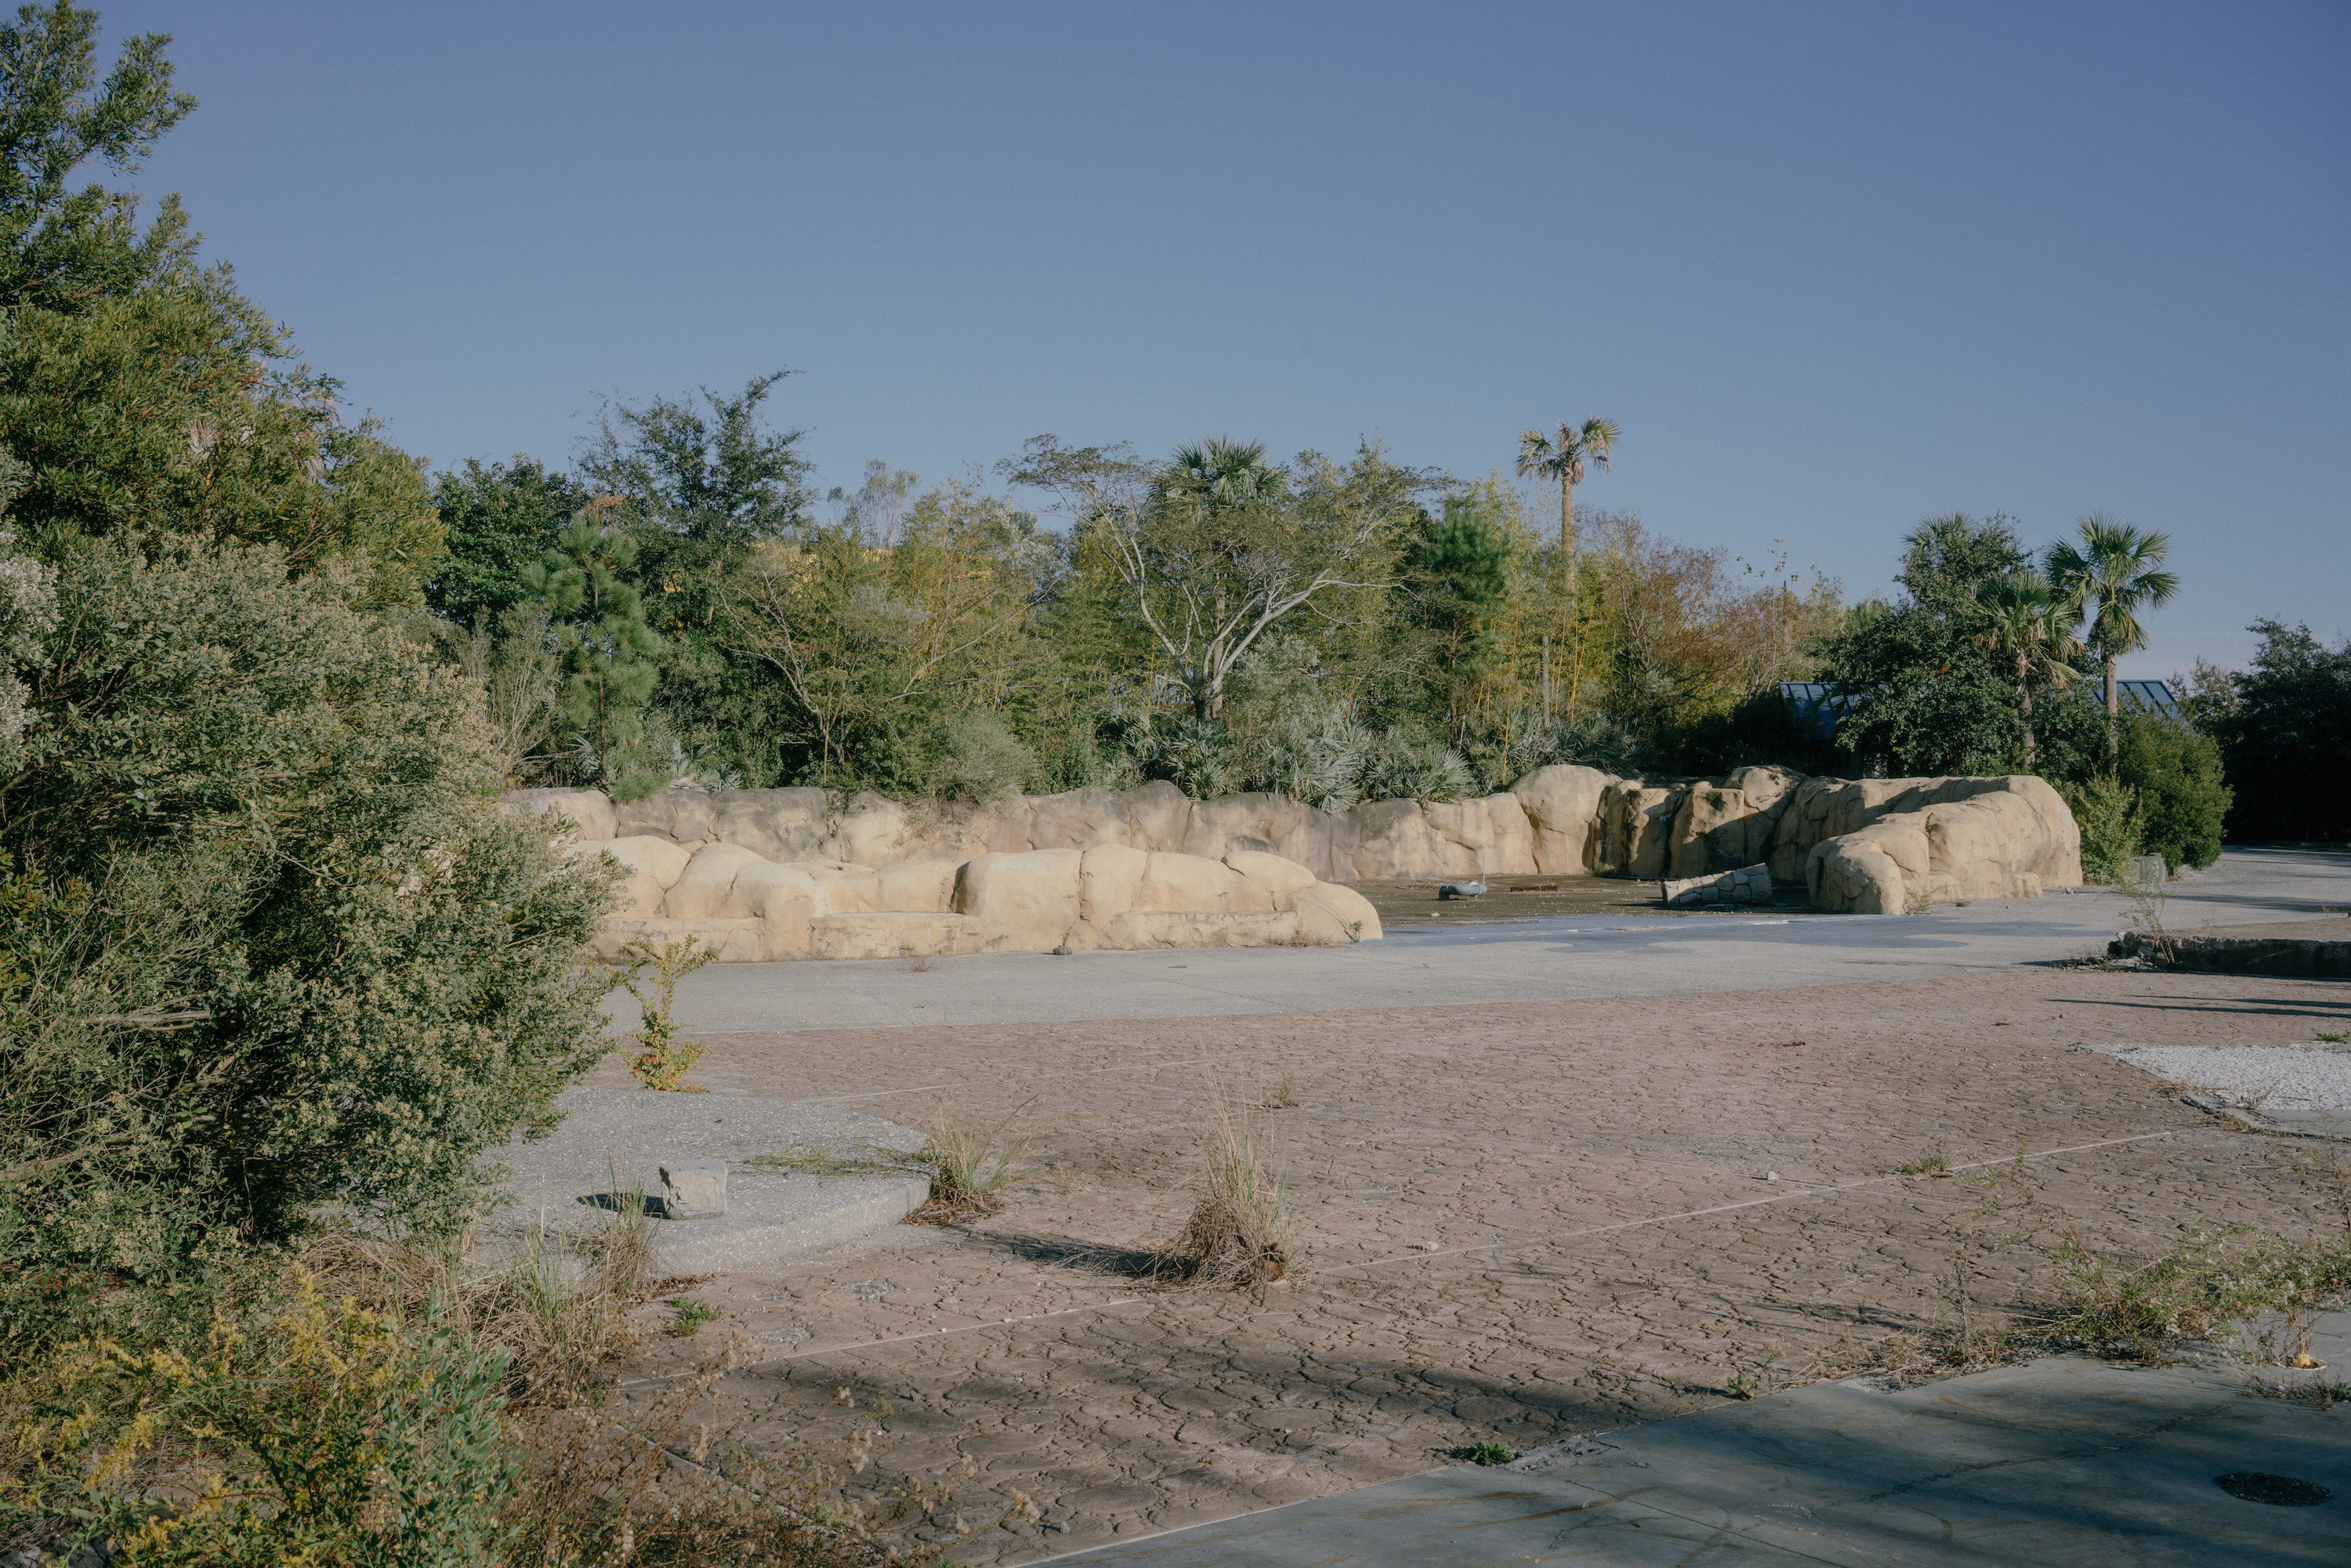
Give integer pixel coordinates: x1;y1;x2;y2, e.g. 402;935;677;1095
2215;1472;2334;1507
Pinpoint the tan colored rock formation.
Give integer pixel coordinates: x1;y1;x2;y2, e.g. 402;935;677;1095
1782;775;2080;913
563;832;1376;964
516;761;2082;939
1669;766;1805;879
1509;765;1616;873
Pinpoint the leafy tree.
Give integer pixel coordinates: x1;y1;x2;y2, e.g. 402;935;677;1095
1971;569;2081;771
0;2;197;312
578;375;813;781
2045;512;2178;750
1514;416;1617;556
723;479;1046;791
1814;514;2030;776
426;455;588;628
1403;498;1510;744
529;509;663;797
2115;713;2230;871
2200;620;2351;842
0;8;437;603
0;284;440;602
1007;434;1422;723
0;538;612;1330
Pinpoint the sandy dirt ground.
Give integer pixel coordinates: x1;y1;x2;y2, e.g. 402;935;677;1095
592;968;2351;1564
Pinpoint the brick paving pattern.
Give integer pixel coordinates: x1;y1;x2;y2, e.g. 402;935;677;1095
592;969;2351;1563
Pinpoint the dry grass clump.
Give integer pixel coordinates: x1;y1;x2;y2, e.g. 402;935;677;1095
507;1355;1012;1567
906;1099;1034;1225
2039;1223;2351;1363
1817;1147;2351;1392
1161;1104;1295;1288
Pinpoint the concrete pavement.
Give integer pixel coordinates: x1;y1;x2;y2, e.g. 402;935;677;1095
1040;1315;2351;1566
611;847;2349;1038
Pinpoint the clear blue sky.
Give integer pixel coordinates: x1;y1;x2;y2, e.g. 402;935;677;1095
104;1;2347;675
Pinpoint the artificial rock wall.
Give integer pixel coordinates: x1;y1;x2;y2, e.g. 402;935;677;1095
508;763;2081;960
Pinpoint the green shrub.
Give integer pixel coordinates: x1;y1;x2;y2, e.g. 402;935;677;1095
0;541;617;1339
12;1266;517;1568
2116;713;2231;871
1356;726;1475;802
2062;774;2143;884
929;708;1038;802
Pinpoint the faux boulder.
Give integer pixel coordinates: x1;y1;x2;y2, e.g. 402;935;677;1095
515;761;2083;932
1663;863;1774;907
567;833;1378;963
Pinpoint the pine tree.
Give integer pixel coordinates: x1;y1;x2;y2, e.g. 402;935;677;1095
527;509;663;795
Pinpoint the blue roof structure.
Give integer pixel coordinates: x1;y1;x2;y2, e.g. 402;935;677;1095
2117;679;2182;719
1779;678;2182;742
1779;681;1863;741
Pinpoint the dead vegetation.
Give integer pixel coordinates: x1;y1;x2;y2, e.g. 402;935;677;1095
1820;1144;2351;1389
1158;1100;1296;1289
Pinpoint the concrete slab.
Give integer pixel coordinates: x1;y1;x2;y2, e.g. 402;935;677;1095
607;847;2351;1038
1041;1316;2351;1566
2087;1040;2351;1140
478;1085;929;1274
2113;914;2351;977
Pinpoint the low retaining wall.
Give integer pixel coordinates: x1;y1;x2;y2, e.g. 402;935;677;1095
563;835;1383;964
2110;919;2351;979
508;763;2081;952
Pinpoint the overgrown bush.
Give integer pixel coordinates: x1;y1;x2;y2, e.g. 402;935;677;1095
2116;713;2230;871
16;1267;520;1568
928;708;1037;802
2062;774;2143;884
2187;620;2346;844
1356;727;1476;803
0;539;616;1343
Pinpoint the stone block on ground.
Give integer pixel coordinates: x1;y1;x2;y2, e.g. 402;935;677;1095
477;1087;929;1274
658;1159;728;1219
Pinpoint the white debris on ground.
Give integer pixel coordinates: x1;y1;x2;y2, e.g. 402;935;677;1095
2091;1043;2351;1111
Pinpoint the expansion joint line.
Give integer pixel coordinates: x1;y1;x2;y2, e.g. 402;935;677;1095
615;1128;2186;1391
1324;1128;2188;1277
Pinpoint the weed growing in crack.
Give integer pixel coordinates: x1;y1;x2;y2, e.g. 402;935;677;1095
1462;1442;1516;1465
665;1297;723;1338
2319;1031;2349;1045
2114;863;2175;964
909;1097;1036;1223
2251;1376;2351;1410
617;935;717;1092
1260;1073;1299;1110
1163;1099;1296;1289
1899;1149;1952;1176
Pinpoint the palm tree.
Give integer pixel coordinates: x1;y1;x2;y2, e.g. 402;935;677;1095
1515;417;1620;556
1517;418;1619;722
1972;570;2081;771
1161;435;1281;516
2045;512;2179;752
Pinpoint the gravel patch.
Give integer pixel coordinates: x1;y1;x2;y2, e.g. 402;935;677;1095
2092;1042;2351;1111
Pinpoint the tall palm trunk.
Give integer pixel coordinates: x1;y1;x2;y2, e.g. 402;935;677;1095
2103;653;2119;755
2018;668;2036;771
1559;479;1579;715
